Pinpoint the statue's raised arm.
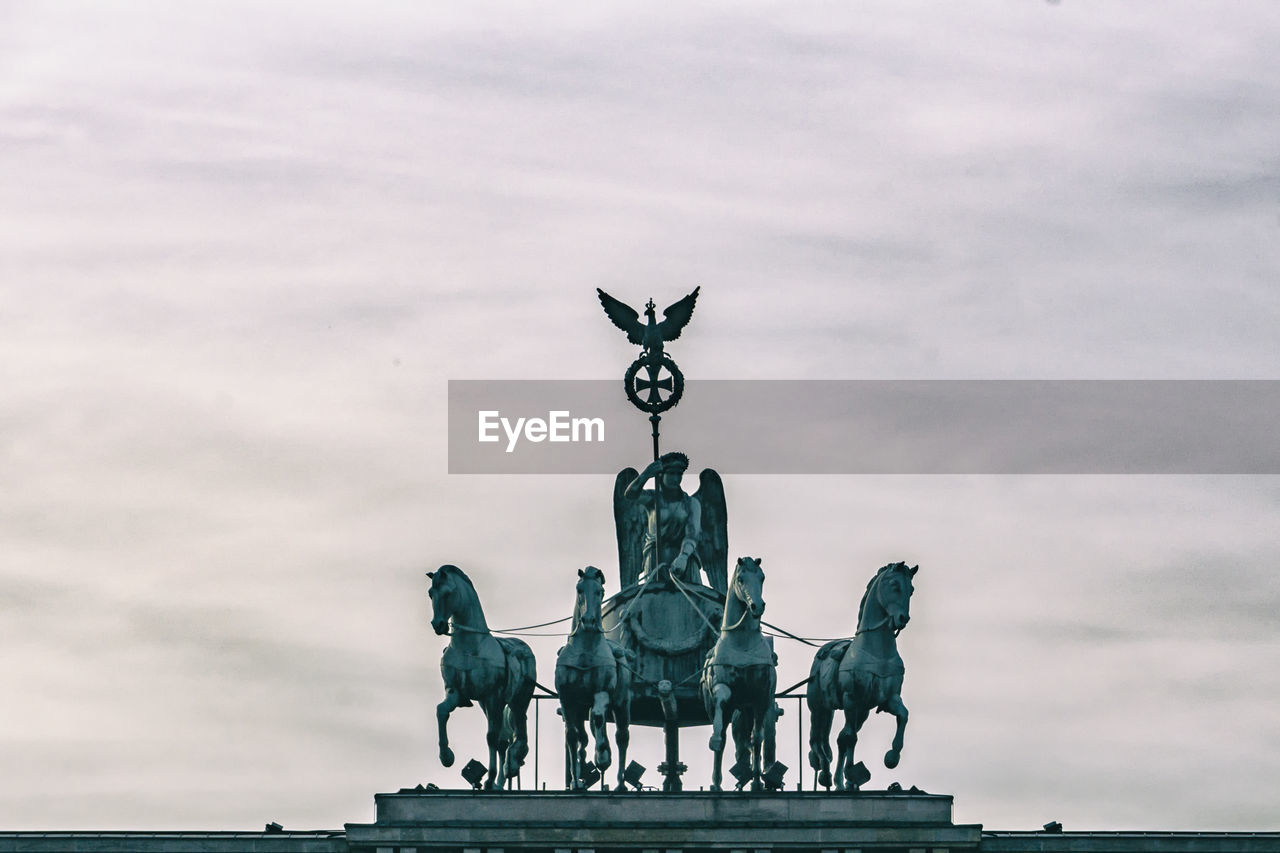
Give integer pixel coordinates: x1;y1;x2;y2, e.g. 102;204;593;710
612;452;728;594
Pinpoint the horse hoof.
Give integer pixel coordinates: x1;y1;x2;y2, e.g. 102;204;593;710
818;770;832;789
709;783;722;792
439;746;455;768
884;749;900;769
750;780;763;792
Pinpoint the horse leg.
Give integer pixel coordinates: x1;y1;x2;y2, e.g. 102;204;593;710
834;716;852;791
883;694;909;769
591;689;612;785
570;706;586;788
562;704;586;790
570;701;591;791
764;701;780;770
505;700;530;780
436;689;462;768
482;715;498;790
750;708;765;792
613;694;631;790
808;705;834;789
575;714;590;788
565;710;580;790
756;672;776;791
707;682;731;792
835;706;868;792
565;718;577;790
498;707;516;788
483;700;506;790
562;706;575;790
731;710;751;791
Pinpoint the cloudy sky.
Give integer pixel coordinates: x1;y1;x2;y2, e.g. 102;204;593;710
3;0;1279;834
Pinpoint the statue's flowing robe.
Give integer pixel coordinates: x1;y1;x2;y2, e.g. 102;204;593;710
613;466;728;594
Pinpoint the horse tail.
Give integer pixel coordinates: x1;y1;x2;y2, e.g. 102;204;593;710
498;638;536;777
498;637;537;706
808;640;846;712
607;640;634;698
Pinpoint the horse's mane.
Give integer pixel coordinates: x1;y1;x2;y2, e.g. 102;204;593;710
439;563;477;598
857;562;907;626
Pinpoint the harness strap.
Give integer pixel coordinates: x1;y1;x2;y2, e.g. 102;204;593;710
669;573;723;635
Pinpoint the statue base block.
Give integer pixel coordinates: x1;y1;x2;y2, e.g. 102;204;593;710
346;790;982;853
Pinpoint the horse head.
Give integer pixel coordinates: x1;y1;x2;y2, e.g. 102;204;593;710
859;561;917;635
730;556;766;620
572;566;607;634
427;564;473;635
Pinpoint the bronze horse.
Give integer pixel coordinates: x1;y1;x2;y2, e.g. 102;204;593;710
807;561;917;791
427;564;537;790
700;556;777;791
554;566;632;789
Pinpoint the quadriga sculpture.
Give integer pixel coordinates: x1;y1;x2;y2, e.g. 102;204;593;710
554;566;633;790
700;556;777;791
427;564;537;790
807;561;917;791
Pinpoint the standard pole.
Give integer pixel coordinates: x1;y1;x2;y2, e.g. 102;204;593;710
650;412;662;583
796;696;803;790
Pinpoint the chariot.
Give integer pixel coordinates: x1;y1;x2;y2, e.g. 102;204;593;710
595;458;731;789
600;574;722;730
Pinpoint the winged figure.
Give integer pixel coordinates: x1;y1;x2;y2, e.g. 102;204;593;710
612;451;728;594
597;287;700;361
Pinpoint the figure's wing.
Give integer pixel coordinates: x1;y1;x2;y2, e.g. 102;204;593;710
658;286;699;341
597;288;645;345
694;467;728;594
613;468;646;590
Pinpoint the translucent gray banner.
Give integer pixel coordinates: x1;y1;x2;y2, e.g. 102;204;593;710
448;380;1280;474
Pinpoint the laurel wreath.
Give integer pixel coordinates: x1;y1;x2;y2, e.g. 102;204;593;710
625;605;713;656
624;354;684;415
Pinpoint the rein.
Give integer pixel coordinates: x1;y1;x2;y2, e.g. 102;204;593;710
720;589;759;632
567;583;605;638
854;577;905;637
669;573;723;635
567;621;604;639
441;620;489;635
854;615;904;638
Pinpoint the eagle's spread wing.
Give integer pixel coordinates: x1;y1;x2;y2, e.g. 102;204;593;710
659;286;700;342
597;288;645;345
